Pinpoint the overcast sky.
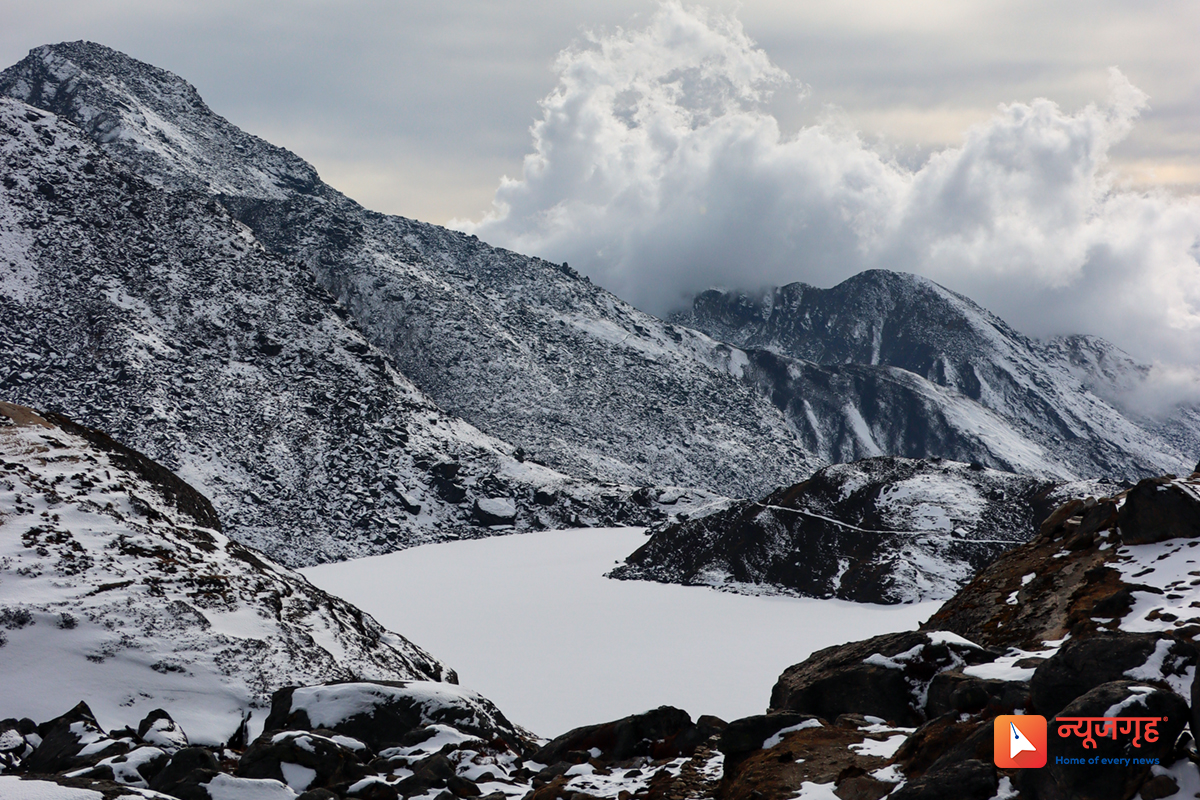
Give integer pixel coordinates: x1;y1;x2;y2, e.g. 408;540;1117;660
6;1;1200;380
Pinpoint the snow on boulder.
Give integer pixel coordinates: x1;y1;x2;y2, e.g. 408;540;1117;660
473;497;517;526
1029;632;1197;717
236;730;362;794
769;631;996;726
264;681;532;755
0;402;454;744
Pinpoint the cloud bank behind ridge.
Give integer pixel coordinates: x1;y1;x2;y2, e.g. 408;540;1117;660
457;1;1200;384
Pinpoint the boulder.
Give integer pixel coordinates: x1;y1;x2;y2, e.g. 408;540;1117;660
1019;681;1188;800
0;718;35;772
265;681;530;754
1030;632;1197;717
393;751;455;796
892;715;985;778
136;709;189;752
474;497;517;526
531;706;721;765
147;746;222;799
65;745;170;787
1040;499;1086;539
23;701;130;774
718;713;820;758
1078;499;1118;538
769;631;996;726
237;730;364;793
1118;478;1200;545
296;789;341;800
925;672;1027;718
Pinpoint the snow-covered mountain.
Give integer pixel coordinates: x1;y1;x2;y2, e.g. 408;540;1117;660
0;41;819;499
0;95;711;568
676;272;1197;479
0;401;452;743
7;41;1191;497
612;456;1120;603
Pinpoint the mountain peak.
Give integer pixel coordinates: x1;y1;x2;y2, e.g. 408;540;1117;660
0;40;320;199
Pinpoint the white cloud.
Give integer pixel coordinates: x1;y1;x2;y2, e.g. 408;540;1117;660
458;1;1200;375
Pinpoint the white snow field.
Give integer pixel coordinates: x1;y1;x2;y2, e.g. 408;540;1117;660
303;528;938;737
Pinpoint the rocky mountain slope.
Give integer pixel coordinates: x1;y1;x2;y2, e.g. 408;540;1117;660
0;401;452;744
5;41;1192;494
612;456;1120;603
0;94;717;567
8;423;1200;799
676;273;1198;479
0;41;819;499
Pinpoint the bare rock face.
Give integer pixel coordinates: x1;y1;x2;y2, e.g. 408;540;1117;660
677;276;1199;480
768;631;997;726
530;706;721;766
1118;476;1200;545
1030;632;1197;717
0;92;710;571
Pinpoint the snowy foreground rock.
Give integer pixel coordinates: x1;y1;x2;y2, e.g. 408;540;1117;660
0;401;452;742
6;404;1200;798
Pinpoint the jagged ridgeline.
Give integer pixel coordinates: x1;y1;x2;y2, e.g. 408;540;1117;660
613;457;1121;603
0;401;453;742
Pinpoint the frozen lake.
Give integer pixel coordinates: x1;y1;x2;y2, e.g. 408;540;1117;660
302;527;938;737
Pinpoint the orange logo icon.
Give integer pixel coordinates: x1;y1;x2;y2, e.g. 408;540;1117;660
994;715;1047;768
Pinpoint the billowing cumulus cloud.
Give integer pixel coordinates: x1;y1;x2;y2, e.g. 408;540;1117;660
458;1;1200;397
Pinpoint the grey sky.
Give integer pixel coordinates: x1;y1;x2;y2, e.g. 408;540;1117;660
5;1;1197;224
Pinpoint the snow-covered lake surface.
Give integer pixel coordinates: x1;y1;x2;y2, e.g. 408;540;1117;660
302;528;939;737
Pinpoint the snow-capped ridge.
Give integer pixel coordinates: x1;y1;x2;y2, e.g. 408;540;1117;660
0;401;453;743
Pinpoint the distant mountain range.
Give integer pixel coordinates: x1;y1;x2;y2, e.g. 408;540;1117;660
2;41;1197;572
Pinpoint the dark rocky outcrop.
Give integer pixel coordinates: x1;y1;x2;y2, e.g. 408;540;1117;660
612;456;1082;603
136;709;189;752
1030;632;1197;717
530;706;721;765
769;631;996;725
924;671;1028;718
22;702;128;775
237;730;364;791
146;746;222;797
264;681;531;755
717;713;820;759
890;758;998;800
1118;477;1200;545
